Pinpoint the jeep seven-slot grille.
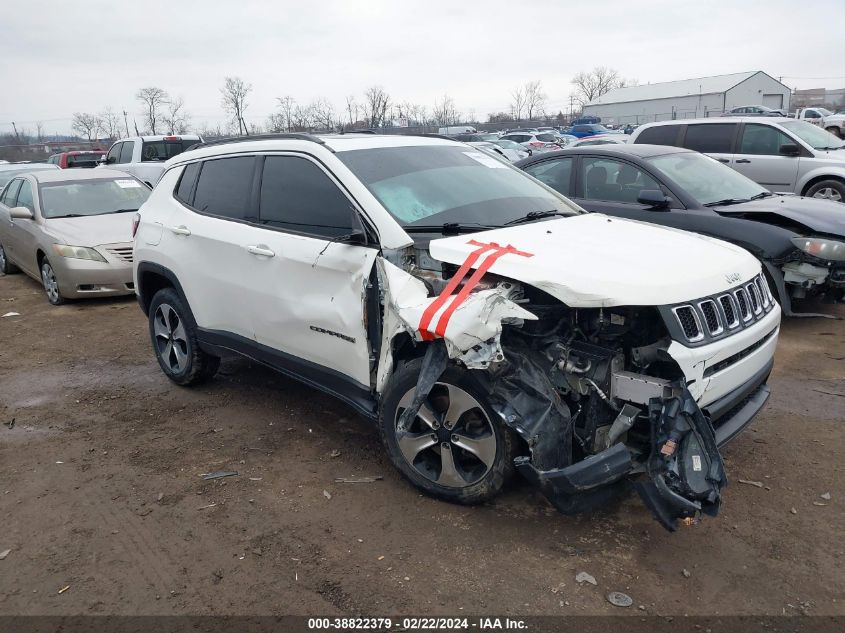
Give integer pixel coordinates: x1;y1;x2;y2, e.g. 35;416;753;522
665;273;775;346
719;295;738;328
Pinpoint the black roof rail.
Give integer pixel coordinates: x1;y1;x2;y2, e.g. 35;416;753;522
408;133;458;141
187;133;331;152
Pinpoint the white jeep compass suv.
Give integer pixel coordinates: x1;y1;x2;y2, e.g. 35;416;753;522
133;133;781;531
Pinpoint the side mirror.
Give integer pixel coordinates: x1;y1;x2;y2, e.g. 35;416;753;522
335;208;368;246
779;143;800;157
99;155;110;165
637;189;671;210
9;206;34;220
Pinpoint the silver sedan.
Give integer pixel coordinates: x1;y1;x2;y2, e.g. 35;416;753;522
0;169;150;305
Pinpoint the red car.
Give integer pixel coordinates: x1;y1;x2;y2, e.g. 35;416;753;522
47;150;106;169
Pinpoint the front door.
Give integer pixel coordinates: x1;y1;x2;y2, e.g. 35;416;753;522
245;154;377;389
731;123;800;192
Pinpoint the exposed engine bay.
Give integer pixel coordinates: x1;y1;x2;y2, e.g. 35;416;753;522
377;241;729;531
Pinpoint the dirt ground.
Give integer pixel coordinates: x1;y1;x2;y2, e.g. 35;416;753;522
1;270;844;618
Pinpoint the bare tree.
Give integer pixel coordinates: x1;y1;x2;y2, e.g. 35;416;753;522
266;112;286;133
71;112;101;141
220;76;252;136
273;95;296;132
571;67;628;106
136;86;168;135
488;112;514;124
162;96;191;134
432;94;459;126
362;86;390;128
344;95;359;127
35;121;45;142
523;80;547;119
310;98;335;131
510;85;526;120
99;108;122;140
292;104;314;131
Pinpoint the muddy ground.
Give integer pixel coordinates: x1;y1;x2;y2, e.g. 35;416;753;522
1;270;844;618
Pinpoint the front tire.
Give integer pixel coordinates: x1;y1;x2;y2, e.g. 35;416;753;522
40;259;65;305
379;358;518;505
148;287;219;386
806;179;845;203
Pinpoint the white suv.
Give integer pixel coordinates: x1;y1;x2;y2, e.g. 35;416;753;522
133;134;781;531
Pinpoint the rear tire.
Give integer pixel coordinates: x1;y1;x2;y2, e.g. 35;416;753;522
0;243;18;275
825;126;842;139
148;287;219;386
379;357;518;505
806;179;845;203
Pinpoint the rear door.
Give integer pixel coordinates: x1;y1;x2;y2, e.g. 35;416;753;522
681;122;738;167
0;178;24;263
245;153;377;389
162;156;258;339
732;122;800;192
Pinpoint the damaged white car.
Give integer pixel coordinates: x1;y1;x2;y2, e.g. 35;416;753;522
133;134;781;530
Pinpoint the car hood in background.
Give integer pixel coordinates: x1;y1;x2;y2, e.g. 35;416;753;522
429;214;760;307
44;213;134;247
713;195;845;237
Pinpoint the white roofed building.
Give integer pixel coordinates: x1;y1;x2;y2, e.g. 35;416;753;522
582;71;791;125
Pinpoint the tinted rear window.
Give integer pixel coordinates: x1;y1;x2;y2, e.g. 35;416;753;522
682;123;736;153
192;157;255;220
175;162;201;205
634;125;681;146
141;140;198;162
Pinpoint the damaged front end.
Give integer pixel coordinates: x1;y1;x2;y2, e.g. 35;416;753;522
377;242;755;532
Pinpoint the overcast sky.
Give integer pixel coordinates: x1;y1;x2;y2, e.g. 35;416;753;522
1;0;843;136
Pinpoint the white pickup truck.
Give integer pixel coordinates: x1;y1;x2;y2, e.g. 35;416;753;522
822;111;845;138
99;135;201;187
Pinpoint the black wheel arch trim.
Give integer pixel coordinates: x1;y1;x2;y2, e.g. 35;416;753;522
135;261;192;318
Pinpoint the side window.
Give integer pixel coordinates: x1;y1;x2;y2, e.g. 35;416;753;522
582;157;662;204
524;158;573;196
16;180;34;212
2;179;23;206
192;157;255;220
119;142;135;164
806;110;819;118
682;123;736;153
174;162;201;205
106;143;121;165
634;125;681;146
739;124;793;156
259;156;355;238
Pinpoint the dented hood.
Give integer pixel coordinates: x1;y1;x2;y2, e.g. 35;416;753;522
713;194;845;237
428;214;760;307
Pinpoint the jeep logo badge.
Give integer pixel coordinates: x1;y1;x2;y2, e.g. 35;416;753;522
725;273;741;284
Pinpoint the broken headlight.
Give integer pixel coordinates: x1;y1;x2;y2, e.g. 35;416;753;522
792;237;845;262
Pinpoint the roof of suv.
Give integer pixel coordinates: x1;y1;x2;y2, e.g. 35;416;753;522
167;133;461;166
640;116;791;127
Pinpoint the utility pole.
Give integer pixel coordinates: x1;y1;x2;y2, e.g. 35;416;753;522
122;110;130;138
11;121;20;142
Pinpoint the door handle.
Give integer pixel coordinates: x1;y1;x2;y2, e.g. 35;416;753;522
735;159;751;164
716;158;730;163
169;225;191;236
246;244;275;257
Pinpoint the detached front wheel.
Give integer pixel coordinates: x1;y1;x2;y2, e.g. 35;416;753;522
148;287;219;385
379;358;518;505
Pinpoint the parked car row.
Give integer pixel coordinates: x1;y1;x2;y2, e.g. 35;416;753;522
5;127;839;533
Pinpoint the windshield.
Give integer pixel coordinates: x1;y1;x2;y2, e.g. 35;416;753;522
337;145;581;227
40;178;151;218
648;152;767;206
780;120;844;150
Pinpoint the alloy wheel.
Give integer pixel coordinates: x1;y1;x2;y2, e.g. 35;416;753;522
812;187;843;202
153;303;189;374
41;262;60;303
394;383;497;489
